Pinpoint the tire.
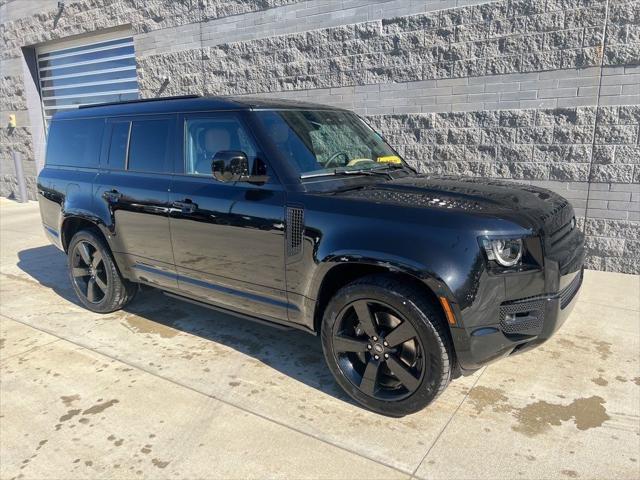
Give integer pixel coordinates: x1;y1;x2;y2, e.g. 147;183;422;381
67;229;136;313
320;274;453;417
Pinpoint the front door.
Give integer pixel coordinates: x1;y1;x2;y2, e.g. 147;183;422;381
168;112;289;323
95;115;177;288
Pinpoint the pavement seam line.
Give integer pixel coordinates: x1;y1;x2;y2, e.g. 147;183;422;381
0;335;62;362
1;312;415;477
410;368;486;480
0;229;44;236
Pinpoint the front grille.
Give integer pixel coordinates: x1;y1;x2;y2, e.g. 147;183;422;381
499;300;545;336
542;201;585;275
549;217;575;247
560;270;582;309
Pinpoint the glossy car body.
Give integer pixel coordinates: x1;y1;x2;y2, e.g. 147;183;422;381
37;96;585;376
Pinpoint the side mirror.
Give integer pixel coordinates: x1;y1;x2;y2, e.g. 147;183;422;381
212;150;249;182
211;150;269;184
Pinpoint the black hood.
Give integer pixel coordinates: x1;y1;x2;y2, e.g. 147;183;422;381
334;175;574;234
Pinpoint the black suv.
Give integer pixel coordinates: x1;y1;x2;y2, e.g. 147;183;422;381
38;96;584;416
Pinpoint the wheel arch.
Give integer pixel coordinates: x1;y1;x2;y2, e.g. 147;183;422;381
311;257;457;334
60;214;111;253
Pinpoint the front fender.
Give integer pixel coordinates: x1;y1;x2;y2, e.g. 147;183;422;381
310;250;457;304
306;214;484;312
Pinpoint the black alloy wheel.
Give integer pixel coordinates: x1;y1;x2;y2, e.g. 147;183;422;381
71;240;108;304
67;229;136;313
332;299;424;401
321;274;453;416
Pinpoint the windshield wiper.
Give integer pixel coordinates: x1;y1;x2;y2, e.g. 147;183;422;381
300;164;409;179
300;169;371;179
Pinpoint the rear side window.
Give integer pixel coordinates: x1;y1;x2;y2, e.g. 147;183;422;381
46;118;104;167
127;119;172;173
107;122;130;170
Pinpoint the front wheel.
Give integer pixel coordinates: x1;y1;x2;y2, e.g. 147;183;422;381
68;229;136;313
321;274;453;417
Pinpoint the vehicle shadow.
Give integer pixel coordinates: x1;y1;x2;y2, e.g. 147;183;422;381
16;244;352;405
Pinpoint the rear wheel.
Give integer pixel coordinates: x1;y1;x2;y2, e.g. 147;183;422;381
68;229;136;313
321;274;453;416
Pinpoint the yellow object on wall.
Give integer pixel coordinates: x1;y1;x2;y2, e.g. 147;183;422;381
8;114;16;128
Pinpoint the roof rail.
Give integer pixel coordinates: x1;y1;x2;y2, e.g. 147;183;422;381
78;95;200;109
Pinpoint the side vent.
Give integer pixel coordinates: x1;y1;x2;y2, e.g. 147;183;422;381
286;206;304;257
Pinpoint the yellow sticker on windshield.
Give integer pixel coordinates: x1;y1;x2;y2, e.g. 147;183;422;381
377;155;402;164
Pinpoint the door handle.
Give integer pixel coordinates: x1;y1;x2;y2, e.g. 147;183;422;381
173;199;197;214
103;189;122;202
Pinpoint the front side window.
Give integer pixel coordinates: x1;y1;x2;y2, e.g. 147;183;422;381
46;118;104;167
253;110;404;178
184;115;260;177
127;119;171;173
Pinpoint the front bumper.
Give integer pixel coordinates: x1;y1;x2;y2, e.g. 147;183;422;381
452;268;583;373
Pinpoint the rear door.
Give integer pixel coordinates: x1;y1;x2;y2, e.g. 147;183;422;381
168;111;289;323
95;115;177;288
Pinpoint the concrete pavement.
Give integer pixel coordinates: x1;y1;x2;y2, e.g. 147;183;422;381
1;198;639;480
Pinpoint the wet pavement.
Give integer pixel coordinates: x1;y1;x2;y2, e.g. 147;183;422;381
1;198;639;480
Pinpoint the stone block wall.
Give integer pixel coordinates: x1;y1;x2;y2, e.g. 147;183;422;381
1;0;639;273
137;0;639;96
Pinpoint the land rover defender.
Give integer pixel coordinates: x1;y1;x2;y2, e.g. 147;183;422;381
38;96;584;416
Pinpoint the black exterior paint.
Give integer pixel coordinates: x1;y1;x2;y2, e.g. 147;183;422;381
37;96;585;374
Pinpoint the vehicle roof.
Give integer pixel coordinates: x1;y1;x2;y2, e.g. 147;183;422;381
53;95;347;120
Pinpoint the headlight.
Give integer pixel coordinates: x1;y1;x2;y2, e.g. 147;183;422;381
481;238;523;267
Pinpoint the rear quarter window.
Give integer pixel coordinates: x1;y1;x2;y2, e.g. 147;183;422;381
46;118;104;167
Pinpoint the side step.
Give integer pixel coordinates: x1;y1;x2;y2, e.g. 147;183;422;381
162;291;293;331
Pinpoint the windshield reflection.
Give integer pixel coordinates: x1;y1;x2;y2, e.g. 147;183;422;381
254;110;408;178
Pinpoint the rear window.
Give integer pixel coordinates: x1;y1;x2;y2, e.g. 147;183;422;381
127;119;172;173
46;118;104;167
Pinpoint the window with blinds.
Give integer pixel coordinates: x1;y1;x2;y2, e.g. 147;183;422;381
37;36;138;125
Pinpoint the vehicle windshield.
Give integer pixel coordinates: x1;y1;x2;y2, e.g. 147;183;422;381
253;109;407;178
